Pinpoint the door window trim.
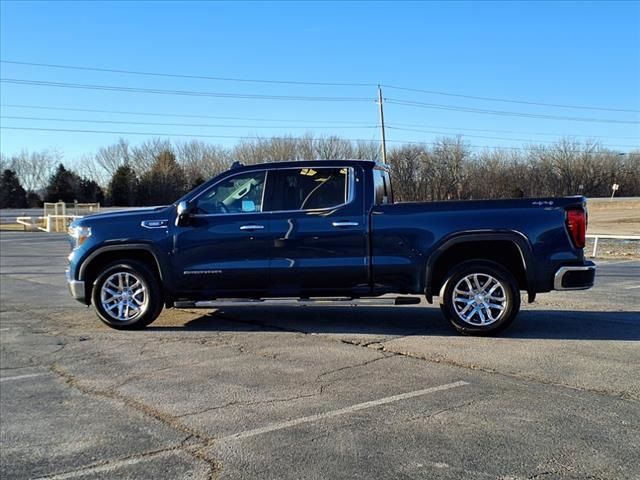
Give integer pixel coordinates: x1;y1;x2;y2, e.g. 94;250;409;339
191;166;355;217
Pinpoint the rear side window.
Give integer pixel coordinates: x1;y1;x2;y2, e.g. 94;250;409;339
268;167;351;211
373;168;392;205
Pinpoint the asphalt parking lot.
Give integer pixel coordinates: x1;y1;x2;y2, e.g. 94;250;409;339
1;232;638;480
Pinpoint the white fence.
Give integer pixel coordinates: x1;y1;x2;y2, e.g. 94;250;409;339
12;201;100;233
587;234;640;257
16;215;83;233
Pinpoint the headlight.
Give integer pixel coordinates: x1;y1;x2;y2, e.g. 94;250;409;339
68;225;92;248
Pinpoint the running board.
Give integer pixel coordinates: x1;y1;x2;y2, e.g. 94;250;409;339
173;296;422;309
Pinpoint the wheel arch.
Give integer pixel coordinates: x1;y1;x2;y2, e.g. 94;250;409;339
424;232;535;303
78;244;168;305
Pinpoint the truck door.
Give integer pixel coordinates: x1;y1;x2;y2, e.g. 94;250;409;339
172;169;271;297
265;166;368;296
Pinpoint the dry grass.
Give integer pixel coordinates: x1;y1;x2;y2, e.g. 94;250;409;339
0;223;28;231
587;198;640;236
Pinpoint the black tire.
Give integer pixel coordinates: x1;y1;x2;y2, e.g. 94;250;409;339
438;260;520;336
91;260;163;330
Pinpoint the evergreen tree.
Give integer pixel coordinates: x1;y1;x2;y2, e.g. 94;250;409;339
0;169;27;208
43;163;103;204
108;164;139;206
138;151;187;205
26;192;42;208
44;164;78;203
78;178;105;203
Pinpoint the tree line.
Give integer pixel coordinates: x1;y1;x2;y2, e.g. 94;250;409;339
1;135;638;208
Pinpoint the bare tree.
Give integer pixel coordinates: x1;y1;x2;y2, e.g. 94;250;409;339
353;141;381;162
175;140;231;186
3;137;639;201
429;137;470;200
313;136;353;160
232;139;263;165
95;138;131;179
65;154;110;188
8;149;60;193
131;138;173;174
387;145;428;201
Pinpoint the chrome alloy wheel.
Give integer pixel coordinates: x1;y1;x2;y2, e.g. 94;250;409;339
452;273;508;326
100;272;148;322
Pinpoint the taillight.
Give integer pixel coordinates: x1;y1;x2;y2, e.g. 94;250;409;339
566;208;586;249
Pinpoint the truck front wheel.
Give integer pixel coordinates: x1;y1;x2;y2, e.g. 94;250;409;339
91;260;163;330
439;260;520;336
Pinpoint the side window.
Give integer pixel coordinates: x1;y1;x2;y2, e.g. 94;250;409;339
383;170;393;204
373;169;390;205
196;171;266;214
270;168;350;211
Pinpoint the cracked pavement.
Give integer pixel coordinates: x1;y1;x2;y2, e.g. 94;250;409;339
1;232;639;479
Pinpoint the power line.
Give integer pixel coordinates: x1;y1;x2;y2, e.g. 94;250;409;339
0;60;376;88
383;84;640;113
388;121;640;141
0;103;373;125
3;59;636;113
3;103;637;141
386;137;636;153
3;77;635;124
386;99;640;125
386;126;640;149
0;126;385;143
3;126;635;153
0;78;373;102
1;115;377;130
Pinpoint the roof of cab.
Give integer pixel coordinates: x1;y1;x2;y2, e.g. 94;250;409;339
230;159;388;172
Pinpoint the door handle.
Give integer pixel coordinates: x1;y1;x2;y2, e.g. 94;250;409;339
240;224;265;231
332;221;359;228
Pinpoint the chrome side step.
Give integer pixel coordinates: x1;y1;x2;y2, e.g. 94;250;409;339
173;296;422;309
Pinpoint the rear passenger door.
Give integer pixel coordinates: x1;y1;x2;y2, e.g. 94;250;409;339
265;166;368;296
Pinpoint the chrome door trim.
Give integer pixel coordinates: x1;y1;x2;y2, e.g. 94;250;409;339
332;221;359;227
239;224;265;231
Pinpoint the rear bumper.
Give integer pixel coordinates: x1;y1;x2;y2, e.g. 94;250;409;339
553;262;596;291
66;269;86;303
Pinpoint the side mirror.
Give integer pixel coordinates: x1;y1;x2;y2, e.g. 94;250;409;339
175;200;193;227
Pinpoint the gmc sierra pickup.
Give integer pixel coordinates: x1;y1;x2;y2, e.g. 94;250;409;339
66;160;595;335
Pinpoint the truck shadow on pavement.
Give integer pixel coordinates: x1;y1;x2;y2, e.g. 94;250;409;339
150;306;640;341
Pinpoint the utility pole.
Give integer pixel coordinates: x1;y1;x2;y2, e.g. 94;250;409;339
377;85;388;164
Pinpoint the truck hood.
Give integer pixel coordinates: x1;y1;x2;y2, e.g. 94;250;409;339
72;206;172;226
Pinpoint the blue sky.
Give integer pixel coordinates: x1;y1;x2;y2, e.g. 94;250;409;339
1;0;639;159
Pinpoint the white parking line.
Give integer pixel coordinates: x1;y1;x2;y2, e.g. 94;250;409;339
31;450;172;480
222;380;469;442
0;373;47;383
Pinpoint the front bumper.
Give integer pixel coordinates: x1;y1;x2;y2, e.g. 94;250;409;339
553;262;596;290
66;269;86;303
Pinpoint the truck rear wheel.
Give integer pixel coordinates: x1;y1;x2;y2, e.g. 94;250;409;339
439;260;520;336
91;260;163;330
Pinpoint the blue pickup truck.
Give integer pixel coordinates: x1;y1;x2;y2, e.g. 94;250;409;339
66;160;595;335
